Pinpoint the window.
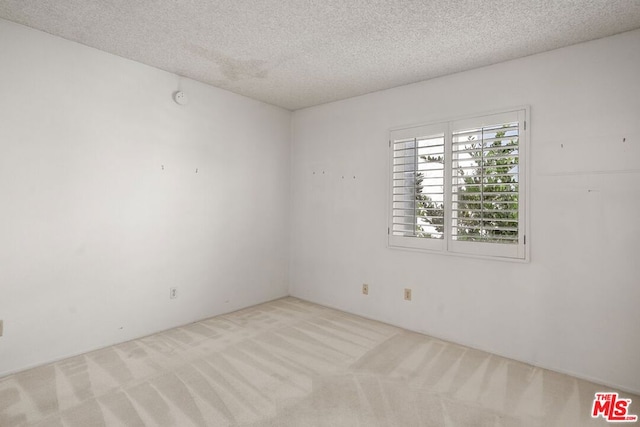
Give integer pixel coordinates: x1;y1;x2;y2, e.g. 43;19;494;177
389;108;528;260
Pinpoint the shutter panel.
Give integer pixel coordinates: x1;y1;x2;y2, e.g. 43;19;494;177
389;123;446;251
449;110;525;259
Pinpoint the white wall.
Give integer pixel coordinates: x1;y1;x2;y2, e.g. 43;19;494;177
290;30;640;394
0;19;291;376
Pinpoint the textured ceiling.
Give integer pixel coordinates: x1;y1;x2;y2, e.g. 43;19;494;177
2;1;640;110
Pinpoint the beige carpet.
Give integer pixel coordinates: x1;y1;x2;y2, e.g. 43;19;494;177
0;297;636;426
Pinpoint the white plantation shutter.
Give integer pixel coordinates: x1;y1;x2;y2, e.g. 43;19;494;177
449;110;525;258
389;123;446;251
389;108;527;260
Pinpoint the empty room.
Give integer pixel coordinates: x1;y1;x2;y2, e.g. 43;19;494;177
1;1;639;426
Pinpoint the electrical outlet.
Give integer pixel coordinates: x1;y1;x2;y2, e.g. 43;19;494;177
404;288;412;301
170;287;177;299
362;284;369;295
0;319;3;337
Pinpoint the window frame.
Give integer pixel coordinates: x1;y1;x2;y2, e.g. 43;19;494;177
388;107;530;262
